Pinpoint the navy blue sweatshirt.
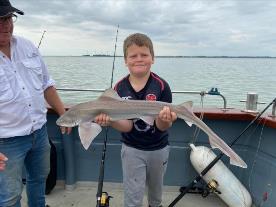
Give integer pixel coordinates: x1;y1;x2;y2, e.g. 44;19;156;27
114;72;172;151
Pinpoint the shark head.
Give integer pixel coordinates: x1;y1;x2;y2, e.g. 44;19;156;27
56;110;80;127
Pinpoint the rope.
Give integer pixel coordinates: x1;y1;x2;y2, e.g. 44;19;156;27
190;94;205;144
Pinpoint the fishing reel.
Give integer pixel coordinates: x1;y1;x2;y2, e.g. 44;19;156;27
179;179;221;198
202;179;221;197
98;192;112;207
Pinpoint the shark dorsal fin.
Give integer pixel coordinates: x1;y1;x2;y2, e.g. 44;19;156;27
140;116;155;125
98;88;122;101
179;101;193;109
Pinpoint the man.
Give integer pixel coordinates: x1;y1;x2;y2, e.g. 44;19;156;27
0;0;71;206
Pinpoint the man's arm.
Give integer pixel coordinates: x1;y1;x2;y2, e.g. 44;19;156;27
44;86;71;134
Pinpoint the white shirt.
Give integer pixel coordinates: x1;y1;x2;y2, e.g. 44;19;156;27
0;36;55;138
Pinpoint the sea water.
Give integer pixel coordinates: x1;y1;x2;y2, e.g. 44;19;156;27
44;56;276;110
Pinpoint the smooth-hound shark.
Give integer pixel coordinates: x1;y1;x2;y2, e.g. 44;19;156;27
56;88;247;168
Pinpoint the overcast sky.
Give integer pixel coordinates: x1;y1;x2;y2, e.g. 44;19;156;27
12;0;276;56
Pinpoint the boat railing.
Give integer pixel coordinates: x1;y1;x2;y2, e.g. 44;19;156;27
57;87;227;109
173;87;227;109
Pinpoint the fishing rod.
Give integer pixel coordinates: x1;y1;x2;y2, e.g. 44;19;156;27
96;24;119;207
110;25;119;88
37;30;46;49
169;97;276;207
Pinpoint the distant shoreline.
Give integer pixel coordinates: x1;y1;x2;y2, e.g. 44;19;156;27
156;56;276;58
45;55;276;58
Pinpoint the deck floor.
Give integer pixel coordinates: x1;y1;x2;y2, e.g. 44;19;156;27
21;182;227;207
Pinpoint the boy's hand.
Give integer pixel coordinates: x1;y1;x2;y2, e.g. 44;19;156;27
159;106;177;123
156;106;177;131
94;113;111;126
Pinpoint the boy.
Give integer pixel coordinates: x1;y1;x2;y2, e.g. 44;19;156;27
95;33;177;207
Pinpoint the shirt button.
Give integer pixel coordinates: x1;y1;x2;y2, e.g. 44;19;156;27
14;71;16;73
33;120;36;123
22;87;25;90
29;104;31;107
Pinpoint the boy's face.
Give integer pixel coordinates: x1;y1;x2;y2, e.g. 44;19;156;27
125;44;154;77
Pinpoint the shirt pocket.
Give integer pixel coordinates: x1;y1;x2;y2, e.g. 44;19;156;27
0;68;14;102
22;57;43;90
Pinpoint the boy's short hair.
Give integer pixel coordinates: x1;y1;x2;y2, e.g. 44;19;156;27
123;33;154;59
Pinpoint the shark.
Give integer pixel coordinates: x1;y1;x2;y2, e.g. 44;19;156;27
56;88;247;168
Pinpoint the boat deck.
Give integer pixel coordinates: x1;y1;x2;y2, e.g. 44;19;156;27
21;182;227;207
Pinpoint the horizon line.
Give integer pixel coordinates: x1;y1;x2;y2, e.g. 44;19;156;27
43;55;276;58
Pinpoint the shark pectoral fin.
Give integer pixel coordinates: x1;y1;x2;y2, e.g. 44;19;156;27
140;116;155;125
78;122;102;150
185;120;193;127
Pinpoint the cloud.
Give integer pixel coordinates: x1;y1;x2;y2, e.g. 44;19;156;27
229;29;250;42
11;0;276;56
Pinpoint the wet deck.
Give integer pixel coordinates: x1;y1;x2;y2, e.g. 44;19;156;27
21;182;227;207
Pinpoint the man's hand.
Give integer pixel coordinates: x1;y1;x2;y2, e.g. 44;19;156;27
60;126;72;135
0;153;8;171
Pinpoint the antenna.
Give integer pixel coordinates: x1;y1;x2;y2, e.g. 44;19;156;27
110;25;119;88
37;30;46;49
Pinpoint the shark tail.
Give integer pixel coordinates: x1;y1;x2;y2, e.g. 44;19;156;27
209;135;247;168
175;101;247;168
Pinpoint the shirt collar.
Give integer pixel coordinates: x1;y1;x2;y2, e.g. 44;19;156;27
10;35;18;47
